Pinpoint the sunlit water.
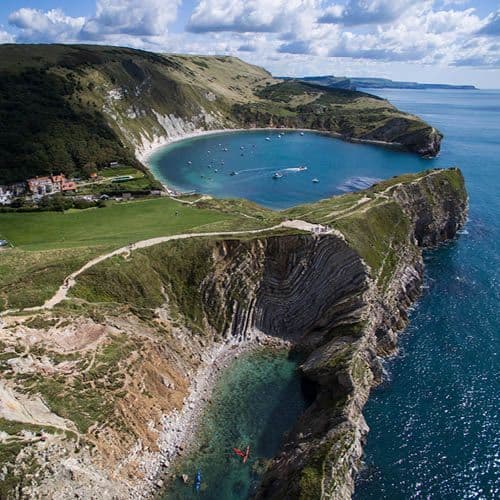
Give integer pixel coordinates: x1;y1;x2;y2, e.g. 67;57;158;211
353;89;500;499
156;89;499;499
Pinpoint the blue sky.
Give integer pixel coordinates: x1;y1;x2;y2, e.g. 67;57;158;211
1;0;499;87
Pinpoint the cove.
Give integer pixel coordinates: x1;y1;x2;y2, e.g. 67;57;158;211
162;349;312;499
148;130;430;209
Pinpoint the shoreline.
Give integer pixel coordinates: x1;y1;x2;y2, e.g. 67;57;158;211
137;127;405;195
130;331;290;499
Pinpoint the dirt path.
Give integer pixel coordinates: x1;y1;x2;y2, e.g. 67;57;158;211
1;220;333;317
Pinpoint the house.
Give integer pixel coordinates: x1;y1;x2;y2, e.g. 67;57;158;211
0;186;12;205
27;173;77;196
109;161;119;167
27;176;59;196
61;180;77;192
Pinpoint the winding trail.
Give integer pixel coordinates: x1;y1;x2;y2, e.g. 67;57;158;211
0;220;332;317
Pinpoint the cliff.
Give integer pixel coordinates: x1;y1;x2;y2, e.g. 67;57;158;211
0;44;440;183
0;169;466;499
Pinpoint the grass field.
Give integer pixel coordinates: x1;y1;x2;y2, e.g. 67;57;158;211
0;197;252;251
0;196;276;311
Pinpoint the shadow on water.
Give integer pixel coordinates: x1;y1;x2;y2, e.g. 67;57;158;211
162;349;313;500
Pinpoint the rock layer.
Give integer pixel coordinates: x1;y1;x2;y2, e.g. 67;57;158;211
1;169;467;499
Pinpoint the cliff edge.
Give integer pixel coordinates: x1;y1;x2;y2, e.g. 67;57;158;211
0;168;466;499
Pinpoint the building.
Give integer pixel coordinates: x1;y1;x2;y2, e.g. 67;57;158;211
27;176;58;196
61;180;77;192
27;173;77;196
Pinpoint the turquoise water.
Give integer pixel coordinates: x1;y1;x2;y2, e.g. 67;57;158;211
158;89;499;499
163;349;311;499
149;129;431;209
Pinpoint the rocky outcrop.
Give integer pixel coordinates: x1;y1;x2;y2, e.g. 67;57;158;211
359;119;442;157
253;169;467;499
1;169;466;499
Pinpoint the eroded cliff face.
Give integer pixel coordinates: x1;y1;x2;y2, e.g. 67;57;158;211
0;169;466;499
255;168;467;499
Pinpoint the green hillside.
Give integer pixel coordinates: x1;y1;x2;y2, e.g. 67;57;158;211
0;44;442;184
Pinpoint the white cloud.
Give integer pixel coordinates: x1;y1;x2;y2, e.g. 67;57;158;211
478;10;500;36
8;8;85;42
319;0;428;26
0;29;15;43
8;1;179;44
187;0;319;34
82;0;180;39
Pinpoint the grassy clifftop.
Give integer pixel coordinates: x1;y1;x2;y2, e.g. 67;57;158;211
0;44;440;183
0;168;466;498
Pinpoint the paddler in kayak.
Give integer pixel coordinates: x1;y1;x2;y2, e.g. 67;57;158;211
232;445;250;463
194;469;201;493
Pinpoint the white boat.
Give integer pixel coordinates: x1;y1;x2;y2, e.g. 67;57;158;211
300;132;305;136
230;171;238;176
273;172;283;179
298;166;307;171
187;160;192;165
265;137;271;141
312;178;319;183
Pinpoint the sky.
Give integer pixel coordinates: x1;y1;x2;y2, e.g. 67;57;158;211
0;0;499;87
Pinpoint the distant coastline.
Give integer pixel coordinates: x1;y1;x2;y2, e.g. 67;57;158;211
278;75;477;91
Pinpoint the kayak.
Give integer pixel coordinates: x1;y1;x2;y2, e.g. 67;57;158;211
194;469;201;493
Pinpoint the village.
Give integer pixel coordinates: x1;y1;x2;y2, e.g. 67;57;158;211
0;162;164;207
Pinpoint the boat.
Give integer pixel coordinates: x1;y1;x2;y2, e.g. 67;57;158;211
230;171;238;176
233;446;250;464
214;169;218;173
297;166;307;171
194;470;201;493
312;178;319;183
265;137;271;141
273;172;283;179
187;160;192;165
300;132;304;136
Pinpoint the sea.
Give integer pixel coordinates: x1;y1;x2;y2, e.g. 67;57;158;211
152;89;500;499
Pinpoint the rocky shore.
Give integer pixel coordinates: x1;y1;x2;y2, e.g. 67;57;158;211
2;169;466;500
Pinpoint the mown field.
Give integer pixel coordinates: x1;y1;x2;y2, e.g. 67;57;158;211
0;197;247;251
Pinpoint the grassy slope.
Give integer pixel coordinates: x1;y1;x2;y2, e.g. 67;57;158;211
0;44;437;184
0;169;462;312
0;197;243;251
0;196;278;311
